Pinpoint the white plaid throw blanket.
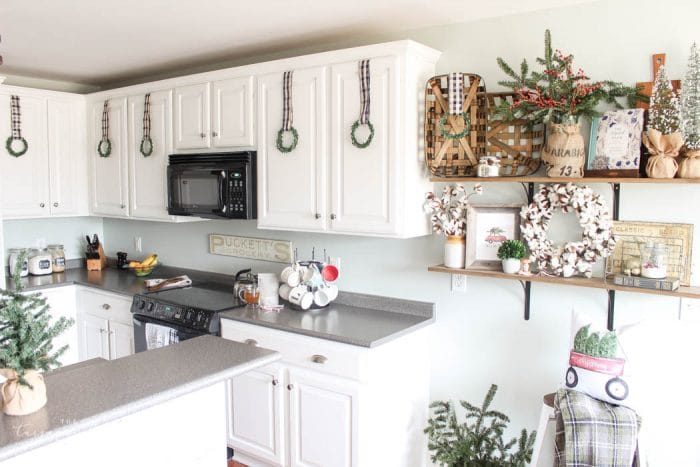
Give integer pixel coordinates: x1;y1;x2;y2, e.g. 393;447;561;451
555;389;640;467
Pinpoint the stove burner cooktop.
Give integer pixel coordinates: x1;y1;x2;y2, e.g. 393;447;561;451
144;284;243;312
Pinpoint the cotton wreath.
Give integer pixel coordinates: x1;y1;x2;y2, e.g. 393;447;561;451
520;183;616;278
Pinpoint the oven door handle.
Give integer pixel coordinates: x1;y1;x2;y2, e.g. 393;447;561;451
217;170;227;214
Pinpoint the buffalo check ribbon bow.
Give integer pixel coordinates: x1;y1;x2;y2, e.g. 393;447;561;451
6;95;28;157
438;72;471;141
351;59;375;149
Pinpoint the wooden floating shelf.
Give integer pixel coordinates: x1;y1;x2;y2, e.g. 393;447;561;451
429;175;700;184
428;265;700;300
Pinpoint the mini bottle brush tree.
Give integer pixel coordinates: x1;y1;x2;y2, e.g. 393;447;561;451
649;65;681;135
681;43;700;149
0;254;73;388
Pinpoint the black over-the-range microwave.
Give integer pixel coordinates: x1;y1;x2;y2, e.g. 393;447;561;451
167;152;257;219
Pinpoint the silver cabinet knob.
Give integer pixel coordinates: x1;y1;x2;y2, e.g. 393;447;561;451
287;384;294;391
120;204;126;209
200;132;206;138
53;202;59;207
315;213;321;219
102;303;111;310
212;131;218;137
272;378;278;386
311;354;327;364
330;214;336;220
40;203;45;208
99;328;107;334
244;338;258;346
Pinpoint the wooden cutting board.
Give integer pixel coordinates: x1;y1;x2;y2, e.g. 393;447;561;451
636;53;681;109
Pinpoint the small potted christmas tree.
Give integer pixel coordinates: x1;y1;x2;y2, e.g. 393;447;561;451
644;65;684;178
0;256;73;415
680;43;700;178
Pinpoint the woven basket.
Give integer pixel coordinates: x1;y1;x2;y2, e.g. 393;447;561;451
479;92;544;177
425;76;544;177
424;74;488;177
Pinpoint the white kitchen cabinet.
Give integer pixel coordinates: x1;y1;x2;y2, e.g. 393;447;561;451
0;89;86;219
89;97;129;216
227;364;286;465
77;287;134;361
127;90;174;220
288;367;357;467
221;317;430;467
256;42;439;237
212;76;255;148
257;66;328;232
39;286;80;366
174;83;211;150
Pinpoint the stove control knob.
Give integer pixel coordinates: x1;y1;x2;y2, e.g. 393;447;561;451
146;302;155;312
185;308;195;322
138;299;146;310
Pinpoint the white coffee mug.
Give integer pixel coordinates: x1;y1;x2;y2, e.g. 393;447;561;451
281;264;301;287
288;285;313;310
319;283;339;301
314;289;331;307
303;264;323;287
279;283;292;301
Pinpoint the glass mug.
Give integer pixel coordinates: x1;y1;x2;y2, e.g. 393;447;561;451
238;284;260;306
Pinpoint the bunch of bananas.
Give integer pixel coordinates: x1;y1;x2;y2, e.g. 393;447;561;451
129;254;158;275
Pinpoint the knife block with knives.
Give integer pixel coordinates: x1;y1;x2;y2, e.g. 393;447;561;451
85;234;107;271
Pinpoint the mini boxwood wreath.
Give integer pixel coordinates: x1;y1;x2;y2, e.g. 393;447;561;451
439;112;471;140
276;127;298;153
140;93;154;157
520;183;616;278
276;71;298;153
98;100;112;157
351;59;375;149
350;120;374;148
6;95;28;157
6;137;28;157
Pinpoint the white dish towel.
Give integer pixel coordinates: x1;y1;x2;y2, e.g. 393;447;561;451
145;322;179;350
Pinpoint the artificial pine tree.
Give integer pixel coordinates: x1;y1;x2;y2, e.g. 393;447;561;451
648;65;681;135
681;43;700;149
0;255;73;387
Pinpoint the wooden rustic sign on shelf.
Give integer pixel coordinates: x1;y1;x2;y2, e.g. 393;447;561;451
209;234;293;263
606;221;693;286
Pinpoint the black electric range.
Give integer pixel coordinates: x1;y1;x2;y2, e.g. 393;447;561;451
131;283;245;352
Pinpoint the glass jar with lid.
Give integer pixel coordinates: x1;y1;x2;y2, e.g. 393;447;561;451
640;242;668;279
8;248;29;277
28;248;53;276
48;244;66;273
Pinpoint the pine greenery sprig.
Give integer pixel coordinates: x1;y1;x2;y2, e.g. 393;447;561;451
0;252;73;387
495;30;642;125
649;65;681;135
425;384;536;466
681;43;700;149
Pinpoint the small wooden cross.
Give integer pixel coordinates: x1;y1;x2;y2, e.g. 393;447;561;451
635;53;681;109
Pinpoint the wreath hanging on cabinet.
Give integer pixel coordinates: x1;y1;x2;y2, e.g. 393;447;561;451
520;183;616;278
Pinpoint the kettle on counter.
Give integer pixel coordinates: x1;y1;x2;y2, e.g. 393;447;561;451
234;269;257;297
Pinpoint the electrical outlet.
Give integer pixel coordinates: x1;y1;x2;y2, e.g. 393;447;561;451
680;297;700;321
134;236;142;253
451;273;467;293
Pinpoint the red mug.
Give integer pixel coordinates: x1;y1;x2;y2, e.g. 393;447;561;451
321;264;339;283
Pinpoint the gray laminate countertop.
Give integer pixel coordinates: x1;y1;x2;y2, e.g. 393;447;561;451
11;265;435;348
0;335;279;462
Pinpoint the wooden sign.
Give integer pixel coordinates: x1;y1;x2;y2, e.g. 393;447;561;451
209;234;293;263
636;53;681;109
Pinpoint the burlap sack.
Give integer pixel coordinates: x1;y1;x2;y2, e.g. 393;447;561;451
678;149;700;178
1;368;47;416
643;129;683;179
542;122;585;177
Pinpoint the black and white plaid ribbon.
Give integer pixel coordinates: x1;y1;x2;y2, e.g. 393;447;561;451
282;71;294;131
359;59;371;124
142;93;151;139
101;100;110;142
448;72;464;116
10;95;22;139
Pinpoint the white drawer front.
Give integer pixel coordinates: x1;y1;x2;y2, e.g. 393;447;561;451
77;287;133;324
221;319;367;381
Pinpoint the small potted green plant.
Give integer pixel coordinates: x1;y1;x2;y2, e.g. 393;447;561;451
497;239;526;274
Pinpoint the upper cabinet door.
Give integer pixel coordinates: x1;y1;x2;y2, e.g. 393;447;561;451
330;56;400;236
47;98;84;216
90;98;129;216
128;90;174;220
212;76;255;148
257;67;328;231
174;83;210;150
0;94;50;218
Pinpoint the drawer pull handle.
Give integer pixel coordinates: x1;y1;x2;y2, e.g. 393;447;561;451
102;303;111;310
311;354;327;364
272;378;278;386
244;339;258;346
287;384;294;391
99;328;107;334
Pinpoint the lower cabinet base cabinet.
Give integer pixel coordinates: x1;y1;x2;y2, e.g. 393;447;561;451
221;319;430;467
76;287;134;361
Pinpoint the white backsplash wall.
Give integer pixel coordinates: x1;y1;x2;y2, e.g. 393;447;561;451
4;217;103;260
103;0;700;462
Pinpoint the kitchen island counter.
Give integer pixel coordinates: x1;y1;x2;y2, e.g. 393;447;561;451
0;335;279;463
